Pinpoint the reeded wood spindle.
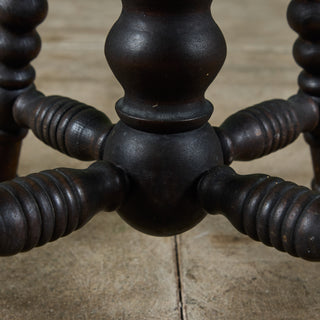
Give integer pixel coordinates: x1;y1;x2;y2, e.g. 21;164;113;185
13;89;113;161
216;96;319;164
199;166;320;261
0;161;127;256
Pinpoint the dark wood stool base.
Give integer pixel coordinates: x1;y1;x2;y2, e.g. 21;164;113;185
0;0;320;262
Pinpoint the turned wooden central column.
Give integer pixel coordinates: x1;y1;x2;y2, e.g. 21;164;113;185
105;0;226;133
104;0;226;235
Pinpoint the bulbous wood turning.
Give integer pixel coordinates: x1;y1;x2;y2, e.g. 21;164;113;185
105;0;226;133
199;166;320;261
101;0;226;235
0;0;48;180
13;90;113;161
288;0;320;97
104;122;223;236
0;161;127;256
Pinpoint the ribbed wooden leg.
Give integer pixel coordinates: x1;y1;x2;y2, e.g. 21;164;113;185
0;161;127;256
198;166;320;261
0;0;48;180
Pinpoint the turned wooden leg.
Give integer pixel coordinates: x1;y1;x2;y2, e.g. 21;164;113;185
0;161;127;255
287;0;320;190
198;166;320;261
0;0;48;181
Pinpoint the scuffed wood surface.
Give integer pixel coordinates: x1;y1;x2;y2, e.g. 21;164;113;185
0;0;319;319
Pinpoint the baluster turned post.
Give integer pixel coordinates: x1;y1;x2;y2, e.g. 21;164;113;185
103;0;227;235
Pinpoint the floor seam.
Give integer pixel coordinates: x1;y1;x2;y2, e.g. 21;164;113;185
174;235;185;320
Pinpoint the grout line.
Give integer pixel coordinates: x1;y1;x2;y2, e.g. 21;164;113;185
174;235;185;320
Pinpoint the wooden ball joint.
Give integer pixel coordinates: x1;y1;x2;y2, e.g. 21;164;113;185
103;0;226;235
1;0;320;262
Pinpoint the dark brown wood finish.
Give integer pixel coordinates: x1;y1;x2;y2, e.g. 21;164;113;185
103;0;225;235
0;0;47;181
0;0;318;263
198;166;320;261
0;161;127;256
287;0;320;190
13;89;113;161
105;0;226;133
216;95;318;164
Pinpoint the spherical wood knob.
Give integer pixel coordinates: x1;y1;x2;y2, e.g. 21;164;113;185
104;122;224;236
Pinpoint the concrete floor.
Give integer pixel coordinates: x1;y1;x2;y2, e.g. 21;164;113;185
0;0;319;319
